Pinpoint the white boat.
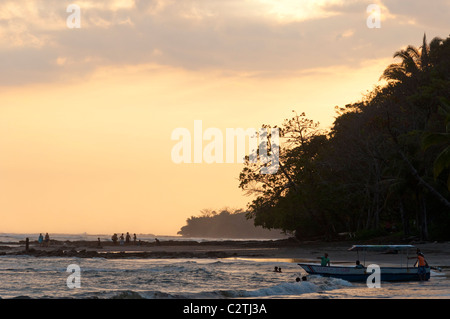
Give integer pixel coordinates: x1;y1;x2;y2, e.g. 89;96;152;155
298;245;431;282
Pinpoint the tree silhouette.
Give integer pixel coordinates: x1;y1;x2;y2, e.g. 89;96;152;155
238;34;450;241
381;34;443;83
423;99;450;191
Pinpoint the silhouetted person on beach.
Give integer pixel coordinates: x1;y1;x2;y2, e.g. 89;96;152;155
133;234;137;245
120;234;125;245
44;233;50;247
126;232;131;244
38;233;44;247
111;233;118;245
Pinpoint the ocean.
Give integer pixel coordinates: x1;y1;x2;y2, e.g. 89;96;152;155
0;233;449;300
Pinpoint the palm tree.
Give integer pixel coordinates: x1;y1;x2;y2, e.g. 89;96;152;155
381;34;443;83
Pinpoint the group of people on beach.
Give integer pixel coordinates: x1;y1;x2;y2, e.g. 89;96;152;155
38;233;50;247
111;232;138;246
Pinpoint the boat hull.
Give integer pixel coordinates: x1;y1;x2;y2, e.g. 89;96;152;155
298;263;430;282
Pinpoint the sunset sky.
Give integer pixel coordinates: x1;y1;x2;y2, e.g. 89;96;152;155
1;0;449;236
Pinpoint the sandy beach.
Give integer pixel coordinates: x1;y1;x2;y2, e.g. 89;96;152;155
2;238;450;269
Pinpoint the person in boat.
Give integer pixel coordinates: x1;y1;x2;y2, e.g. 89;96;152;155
318;253;330;266
355;260;365;269
408;250;428;281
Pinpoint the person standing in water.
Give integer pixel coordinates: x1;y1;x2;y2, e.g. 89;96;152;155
408;250;429;281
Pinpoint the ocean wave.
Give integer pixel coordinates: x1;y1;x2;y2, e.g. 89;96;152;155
431;270;447;277
110;290;163;299
1;278;353;299
194;276;353;299
60;277;350;299
311;276;354;289
103;278;353;299
216;282;321;298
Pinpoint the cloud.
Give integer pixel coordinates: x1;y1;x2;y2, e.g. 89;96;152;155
383;0;450;30
0;0;449;86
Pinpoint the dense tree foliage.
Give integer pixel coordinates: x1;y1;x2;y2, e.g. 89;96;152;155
239;34;450;241
177;208;285;238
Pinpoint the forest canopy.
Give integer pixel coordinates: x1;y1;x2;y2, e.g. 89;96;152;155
239;34;450;241
177;208;286;239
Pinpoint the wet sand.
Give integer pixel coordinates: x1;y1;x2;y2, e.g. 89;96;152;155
2;238;450;268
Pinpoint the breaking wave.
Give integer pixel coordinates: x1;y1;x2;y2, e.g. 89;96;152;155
102;277;353;299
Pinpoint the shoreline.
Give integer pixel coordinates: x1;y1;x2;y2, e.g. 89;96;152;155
1;238;450;268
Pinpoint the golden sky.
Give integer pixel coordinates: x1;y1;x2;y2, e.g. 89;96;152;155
0;0;449;235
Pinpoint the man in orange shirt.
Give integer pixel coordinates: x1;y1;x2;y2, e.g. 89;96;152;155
409;249;429;281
